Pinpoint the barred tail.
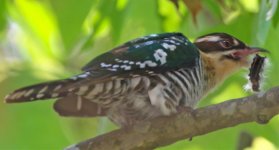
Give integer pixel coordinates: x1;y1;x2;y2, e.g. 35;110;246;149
5;72;90;103
5;80;69;103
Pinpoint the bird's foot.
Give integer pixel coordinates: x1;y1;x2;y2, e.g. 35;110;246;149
176;106;194;113
176;106;195;141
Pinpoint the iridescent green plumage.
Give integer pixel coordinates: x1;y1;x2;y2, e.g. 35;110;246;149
82;33;200;79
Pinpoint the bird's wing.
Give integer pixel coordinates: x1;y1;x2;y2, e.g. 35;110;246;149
5;33;200;103
82;32;200;81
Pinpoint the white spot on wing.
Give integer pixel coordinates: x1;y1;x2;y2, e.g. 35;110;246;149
123;60;129;63
120;65;131;70
78;72;90;78
149;34;158;37
112;65;119;68
136;62;146;68
162;43;176;51
144;41;154;46
154;49;168;65
144;60;157;67
101;62;112;67
169;40;177;44
134;45;141;48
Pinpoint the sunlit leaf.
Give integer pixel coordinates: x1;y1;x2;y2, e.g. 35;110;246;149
202;0;222;20
169;0;202;24
158;0;182;31
265;0;278;21
250;137;277;150
50;0;95;51
0;0;7;34
272;1;279;27
252;0;272;46
239;0;259;12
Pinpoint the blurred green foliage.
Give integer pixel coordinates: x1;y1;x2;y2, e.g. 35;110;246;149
0;0;279;149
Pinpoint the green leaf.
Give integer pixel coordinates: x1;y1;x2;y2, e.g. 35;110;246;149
0;0;7;34
50;0;95;51
272;1;279;27
202;0;222;20
251;0;272;46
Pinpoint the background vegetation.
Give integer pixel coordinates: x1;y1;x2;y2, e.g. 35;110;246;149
0;0;278;149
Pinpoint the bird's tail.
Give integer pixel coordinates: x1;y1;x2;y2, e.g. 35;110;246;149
5;79;71;103
5;73;90;103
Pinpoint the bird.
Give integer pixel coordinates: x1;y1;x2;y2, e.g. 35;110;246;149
4;32;268;127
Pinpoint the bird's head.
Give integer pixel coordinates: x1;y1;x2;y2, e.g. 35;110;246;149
194;33;269;84
194;33;269;67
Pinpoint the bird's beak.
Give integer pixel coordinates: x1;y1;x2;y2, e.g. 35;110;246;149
248;47;270;53
232;47;270;58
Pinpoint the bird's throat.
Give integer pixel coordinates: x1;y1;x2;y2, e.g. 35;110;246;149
200;53;243;92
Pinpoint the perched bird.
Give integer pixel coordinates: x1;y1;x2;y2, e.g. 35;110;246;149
5;32;268;127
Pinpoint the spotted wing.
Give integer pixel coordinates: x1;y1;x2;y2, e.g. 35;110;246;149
82;32;200;80
5;33;200;104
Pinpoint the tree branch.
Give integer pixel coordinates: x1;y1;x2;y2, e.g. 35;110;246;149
66;86;279;150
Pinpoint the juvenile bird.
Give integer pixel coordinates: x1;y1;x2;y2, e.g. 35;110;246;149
5;32;268;127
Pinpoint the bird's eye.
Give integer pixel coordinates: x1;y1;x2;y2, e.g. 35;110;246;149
220;40;232;49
